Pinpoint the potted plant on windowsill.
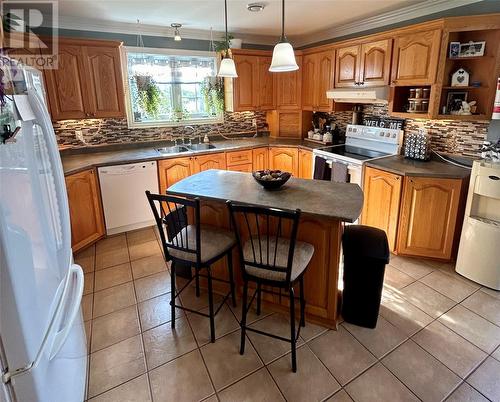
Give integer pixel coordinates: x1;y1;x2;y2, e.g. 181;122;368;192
201;76;224;117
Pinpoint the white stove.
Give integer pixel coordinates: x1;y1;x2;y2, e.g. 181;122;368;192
313;124;403;186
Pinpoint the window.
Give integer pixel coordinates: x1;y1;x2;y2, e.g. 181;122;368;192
124;48;222;127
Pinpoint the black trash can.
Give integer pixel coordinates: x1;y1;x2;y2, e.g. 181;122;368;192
341;225;390;328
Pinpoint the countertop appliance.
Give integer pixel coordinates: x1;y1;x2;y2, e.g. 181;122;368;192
313;124;403;186
455;160;500;289
0;60;86;402
99;161;159;235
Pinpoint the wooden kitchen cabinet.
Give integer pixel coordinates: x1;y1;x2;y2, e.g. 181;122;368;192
158;157;192;194
276;55;302;110
191;152;227;173
257;56;275;110
298;149;313;179
267;110;303;138
269;147;299;176
302;50;334;111
252;148;269;171
226;149;253;167
335;45;360;88
391;29;441;85
65;168;105;252
361;167;402;251
397;176;463;260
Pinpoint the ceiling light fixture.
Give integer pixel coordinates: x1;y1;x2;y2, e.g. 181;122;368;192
217;0;238;78
171;23;182;41
269;0;298;73
247;3;265;12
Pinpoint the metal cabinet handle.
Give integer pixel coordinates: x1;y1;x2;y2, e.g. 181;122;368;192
489;175;500;181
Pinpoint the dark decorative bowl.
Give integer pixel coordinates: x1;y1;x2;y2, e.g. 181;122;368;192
252;170;291;190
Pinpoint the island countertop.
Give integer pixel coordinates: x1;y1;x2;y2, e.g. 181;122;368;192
167;169;364;222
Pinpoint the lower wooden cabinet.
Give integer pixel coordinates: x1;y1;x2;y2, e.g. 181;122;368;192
298;149;313;179
191;152;227;173
65;168;105;252
252;148;269;171
226;149;253;167
158;157;192;194
269;147;299;176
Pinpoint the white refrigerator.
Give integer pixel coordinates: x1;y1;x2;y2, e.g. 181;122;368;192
0;61;87;402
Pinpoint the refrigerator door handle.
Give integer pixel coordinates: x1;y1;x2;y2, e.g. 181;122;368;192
49;264;84;360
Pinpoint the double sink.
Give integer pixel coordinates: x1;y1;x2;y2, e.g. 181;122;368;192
156;143;216;155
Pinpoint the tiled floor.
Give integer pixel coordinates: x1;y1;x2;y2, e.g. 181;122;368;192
76;227;500;402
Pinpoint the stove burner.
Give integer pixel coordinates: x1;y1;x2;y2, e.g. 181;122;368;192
318;145;391;161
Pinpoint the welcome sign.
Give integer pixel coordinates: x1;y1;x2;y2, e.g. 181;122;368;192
363;116;405;130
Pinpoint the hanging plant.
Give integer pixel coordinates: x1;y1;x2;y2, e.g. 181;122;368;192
137;79;162;118
214;33;234;54
134;74;152;92
201;77;224;116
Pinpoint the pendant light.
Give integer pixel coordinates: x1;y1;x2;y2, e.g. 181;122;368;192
217;0;238;78
269;0;298;72
171;23;182;41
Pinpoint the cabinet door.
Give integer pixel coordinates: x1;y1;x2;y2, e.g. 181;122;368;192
301;54;317;111
316;50;335;111
359;39;392;87
252;148;269;171
233;54;258;111
65;168;105;252
226;150;253;167
397;176;462;260
298;149;313;179
277;56;302;110
269;147;299;176
257;56;276;110
392;29;441;85
335;45;360;88
44;45;88;120
361;167;402;251
83;46;125;118
191;153;227;173
158;157;192;194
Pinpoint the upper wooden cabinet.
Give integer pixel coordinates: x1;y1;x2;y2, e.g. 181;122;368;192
269;147;299;176
44;38;125;120
276;55;302;110
65;168;105;252
335;45;360;88
302;50;334;112
158;157;192;194
391;29;441;85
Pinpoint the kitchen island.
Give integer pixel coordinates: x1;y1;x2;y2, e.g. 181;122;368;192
167;169;363;327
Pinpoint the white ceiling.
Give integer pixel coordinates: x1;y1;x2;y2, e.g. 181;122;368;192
54;0;482;46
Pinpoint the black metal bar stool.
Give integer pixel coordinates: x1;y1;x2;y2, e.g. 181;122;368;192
227;201;314;372
146;191;237;343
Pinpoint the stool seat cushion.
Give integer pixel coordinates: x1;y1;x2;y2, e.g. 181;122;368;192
167;225;235;263
243;236;314;282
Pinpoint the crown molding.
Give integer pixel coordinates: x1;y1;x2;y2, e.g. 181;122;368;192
50;15;276;45
290;0;484;47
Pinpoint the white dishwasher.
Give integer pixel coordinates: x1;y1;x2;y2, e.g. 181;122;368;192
98;161;158;235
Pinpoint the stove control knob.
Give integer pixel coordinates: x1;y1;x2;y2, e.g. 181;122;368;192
385;132;390;137
379;132;384;136
392;133;397;138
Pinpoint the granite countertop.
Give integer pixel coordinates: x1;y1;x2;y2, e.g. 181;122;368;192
61;137;326;175
167;169;364;222
365;155;471;179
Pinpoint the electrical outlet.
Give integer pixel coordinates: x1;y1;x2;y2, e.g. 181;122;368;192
252;118;257;127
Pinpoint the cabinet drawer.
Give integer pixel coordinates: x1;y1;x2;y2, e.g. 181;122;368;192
227;163;253;173
226;149;253;166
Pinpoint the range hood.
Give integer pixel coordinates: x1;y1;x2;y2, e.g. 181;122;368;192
326;86;389;104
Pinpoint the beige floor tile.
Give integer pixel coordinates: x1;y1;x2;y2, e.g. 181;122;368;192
188;303;240;346
480;287;500;300
131;255;167;279
438;305;500;353
308;326;376;385
493;346;500;361
412;321;487;378
91;306;141;352
345;363;419;402
343;315;407;358
88;374;151;402
82;294;93;321
95;235;129;270
138;293;184;331
420;270;478;303
389;255;434;279
179;284;224;312
94;263;133;292
93;282;136;318
384;265;416;291
201;331;263;391
129;240;162;261
380;289;434;336
75;244;95;273
88;335;146;398
299;320;328;342
268;345;340;402
400;281;456;318
142;317;197;370
126;227;157;245
382;340;461;402
85;320;92;350
462;290;500;326
201;396;219;402
228;298;273;325
134;271;171;302
84;272;94;295
247;313;304;364
467;357;500;402
218;368;285;402
325;390;353;402
446;382;489;402
149;349;214;402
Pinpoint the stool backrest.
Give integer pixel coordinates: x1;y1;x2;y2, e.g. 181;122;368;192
146;191;201;264
227;201;301;283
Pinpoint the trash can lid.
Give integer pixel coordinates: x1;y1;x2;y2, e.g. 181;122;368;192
342;225;390;263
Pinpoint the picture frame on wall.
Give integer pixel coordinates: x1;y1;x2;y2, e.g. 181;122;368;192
458;41;486;57
446;91;468;114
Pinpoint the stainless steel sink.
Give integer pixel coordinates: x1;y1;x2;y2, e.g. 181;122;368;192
156;145;190;154
187;143;216;151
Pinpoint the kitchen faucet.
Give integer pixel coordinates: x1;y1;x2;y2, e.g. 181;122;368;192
183;126;196;144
